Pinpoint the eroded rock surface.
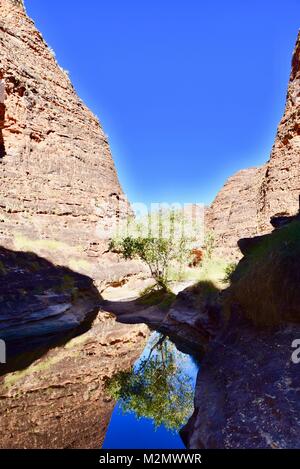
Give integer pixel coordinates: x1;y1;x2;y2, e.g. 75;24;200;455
102;277;223;362
258;33;300;231
0;0;141;286
0;246;148;449
207;33;300;259
206;167;264;259
0;2;149;449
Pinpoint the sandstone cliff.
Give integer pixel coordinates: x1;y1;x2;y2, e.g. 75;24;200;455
207;32;300;259
258;32;300;231
206;167;264;259
0;0;139;285
0;1;149;450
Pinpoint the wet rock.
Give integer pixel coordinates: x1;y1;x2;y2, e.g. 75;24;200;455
102;281;222;361
0;246;102;374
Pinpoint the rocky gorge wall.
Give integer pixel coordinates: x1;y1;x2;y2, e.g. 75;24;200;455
258;32;300;231
0;0;141;286
205;167;264;259
207;32;300;259
0;1;150;448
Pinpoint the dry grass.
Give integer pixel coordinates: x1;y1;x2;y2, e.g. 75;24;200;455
13;234;74;253
138;285;176;310
169;257;230;288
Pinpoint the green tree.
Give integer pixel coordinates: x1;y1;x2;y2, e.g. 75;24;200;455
105;336;194;431
110;209;195;291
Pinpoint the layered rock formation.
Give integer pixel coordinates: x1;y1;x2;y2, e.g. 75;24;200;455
0;1;149;449
0;0;139;286
102;221;300;449
207;32;300;259
206;167;264;259
258;33;300;230
0;246;100;374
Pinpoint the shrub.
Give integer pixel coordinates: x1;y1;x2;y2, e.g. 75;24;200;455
223;262;237;284
203;231;215;260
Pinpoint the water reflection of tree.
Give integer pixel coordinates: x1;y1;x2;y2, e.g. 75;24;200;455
105;335;194;431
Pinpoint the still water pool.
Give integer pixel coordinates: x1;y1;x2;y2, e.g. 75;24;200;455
103;332;199;449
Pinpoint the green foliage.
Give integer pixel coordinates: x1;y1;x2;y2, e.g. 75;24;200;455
203;231;215;260
223;221;300;326
223;262;237;284
110;210;195;290
105;336;194;431
193;257;229;289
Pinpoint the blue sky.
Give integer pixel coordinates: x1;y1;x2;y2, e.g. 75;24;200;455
26;0;300;206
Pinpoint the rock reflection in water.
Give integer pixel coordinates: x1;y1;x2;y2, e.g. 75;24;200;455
0;313;148;449
103;333;198;449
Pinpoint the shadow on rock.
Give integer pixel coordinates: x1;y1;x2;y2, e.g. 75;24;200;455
0;246;101;375
101;280;223;362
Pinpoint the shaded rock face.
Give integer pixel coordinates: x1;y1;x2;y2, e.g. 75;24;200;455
227;219;300;327
181;213;300;449
207;33;300;259
0;0;139;285
0;246;101;375
0;311;148;449
182;313;300;449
